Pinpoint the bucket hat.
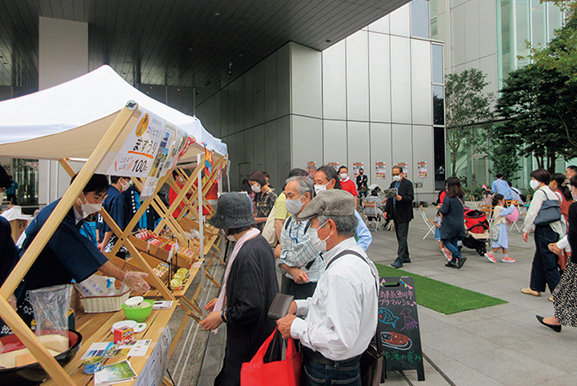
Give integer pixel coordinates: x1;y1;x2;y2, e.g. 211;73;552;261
208;192;255;229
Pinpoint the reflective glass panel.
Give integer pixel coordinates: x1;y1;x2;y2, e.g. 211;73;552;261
411;0;430;38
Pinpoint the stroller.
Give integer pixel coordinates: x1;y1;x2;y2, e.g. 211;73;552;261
462;208;489;256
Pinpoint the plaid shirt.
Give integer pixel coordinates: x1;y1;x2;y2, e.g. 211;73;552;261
278;216;323;282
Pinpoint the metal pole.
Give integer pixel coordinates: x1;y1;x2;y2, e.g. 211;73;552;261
198;153;205;318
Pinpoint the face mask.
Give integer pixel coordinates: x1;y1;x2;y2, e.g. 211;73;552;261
79;194;102;218
530;180;540;190
309;221;330;252
120;179;130;192
314;184;327;194
340;173;348;180
285;196;305;215
251;183;261;193
392;175;401;182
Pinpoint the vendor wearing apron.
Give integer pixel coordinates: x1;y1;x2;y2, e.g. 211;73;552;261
0;174;150;336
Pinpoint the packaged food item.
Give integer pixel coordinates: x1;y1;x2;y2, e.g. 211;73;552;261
83;356;104;374
114;326;134;345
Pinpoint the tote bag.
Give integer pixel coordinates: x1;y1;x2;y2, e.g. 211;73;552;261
241;327;301;386
534;190;561;226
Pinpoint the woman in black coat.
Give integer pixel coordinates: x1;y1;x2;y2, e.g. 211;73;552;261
439;177;467;269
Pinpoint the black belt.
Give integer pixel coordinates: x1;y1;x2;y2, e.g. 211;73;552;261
301;346;360;366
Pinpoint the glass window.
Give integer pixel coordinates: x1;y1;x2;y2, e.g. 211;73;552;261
516;0;530;67
433;85;444;125
547;2;563;41
532;0;546;47
432;44;443;84
411;0;430;38
431;17;438;40
499;0;512;80
434;127;446;189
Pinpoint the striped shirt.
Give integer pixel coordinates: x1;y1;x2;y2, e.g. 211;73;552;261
278;216;323;282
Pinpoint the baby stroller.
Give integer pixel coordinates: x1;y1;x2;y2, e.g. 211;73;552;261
462;208;489;256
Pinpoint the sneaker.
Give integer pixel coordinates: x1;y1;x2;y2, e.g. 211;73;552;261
484;252;497;263
457;257;467;269
501;255;516;263
442;248;452;262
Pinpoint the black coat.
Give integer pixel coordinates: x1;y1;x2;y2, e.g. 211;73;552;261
216;235;279;386
384;178;414;223
439;195;466;240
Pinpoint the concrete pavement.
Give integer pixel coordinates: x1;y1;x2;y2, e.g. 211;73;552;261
191;205;577;385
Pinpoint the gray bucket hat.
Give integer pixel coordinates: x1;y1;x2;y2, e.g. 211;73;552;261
208;192;255;229
296;189;355;221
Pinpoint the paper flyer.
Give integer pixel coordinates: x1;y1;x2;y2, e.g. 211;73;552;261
375;162;386;180
328;162;340;171
352;162;364;177
418;161;427;179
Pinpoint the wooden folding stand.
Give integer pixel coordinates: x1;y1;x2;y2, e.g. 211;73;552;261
0;101;226;385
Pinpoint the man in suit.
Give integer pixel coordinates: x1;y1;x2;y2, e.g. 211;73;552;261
384;165;414;268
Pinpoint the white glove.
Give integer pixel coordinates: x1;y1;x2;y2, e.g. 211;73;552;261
123;271;151;293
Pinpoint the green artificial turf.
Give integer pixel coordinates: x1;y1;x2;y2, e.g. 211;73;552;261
375;263;508;315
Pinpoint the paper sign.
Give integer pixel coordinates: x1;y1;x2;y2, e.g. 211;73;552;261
418;161;427;179
375;162;386;180
352;162;364;177
107;110;165;177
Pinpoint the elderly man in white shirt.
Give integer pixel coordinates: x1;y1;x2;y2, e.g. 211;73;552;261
277;189;378;386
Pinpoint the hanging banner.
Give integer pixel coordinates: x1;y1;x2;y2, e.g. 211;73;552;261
418;161;427;179
375;162;386;180
328;162;340;171
352;162;364;177
106;109;165;177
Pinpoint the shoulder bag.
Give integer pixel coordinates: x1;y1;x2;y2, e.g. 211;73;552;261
534;189;561;226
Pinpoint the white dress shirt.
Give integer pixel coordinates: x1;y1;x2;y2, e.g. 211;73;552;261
290;237;378;361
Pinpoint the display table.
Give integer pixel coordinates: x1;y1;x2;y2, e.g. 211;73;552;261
44;301;178;386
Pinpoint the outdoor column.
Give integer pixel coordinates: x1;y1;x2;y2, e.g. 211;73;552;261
38;17;88;206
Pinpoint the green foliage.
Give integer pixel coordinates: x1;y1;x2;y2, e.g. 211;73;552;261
487;132;522;182
445;69;494;177
497;59;577;172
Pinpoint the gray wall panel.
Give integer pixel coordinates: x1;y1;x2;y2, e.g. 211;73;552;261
411;39;432;125
346;30;370;121
347;121;370;175
323;120;347;167
389;3;410;37
369;122;392;187
369;32;391;123
322;41;347;120
291;43;322;118
390;36;412;124
391;124;413;179
291;115;323;168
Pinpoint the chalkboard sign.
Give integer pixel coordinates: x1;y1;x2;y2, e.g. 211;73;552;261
378;276;424;381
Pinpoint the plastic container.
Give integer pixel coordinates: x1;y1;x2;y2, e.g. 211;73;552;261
121;299;154;322
80;290;130;313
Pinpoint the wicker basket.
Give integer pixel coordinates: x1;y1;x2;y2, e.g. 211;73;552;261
79;290;131;313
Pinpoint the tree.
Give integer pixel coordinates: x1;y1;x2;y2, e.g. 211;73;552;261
487;133;522;183
445;69;494;177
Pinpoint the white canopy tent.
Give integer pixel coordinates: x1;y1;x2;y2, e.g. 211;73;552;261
0;65;227;162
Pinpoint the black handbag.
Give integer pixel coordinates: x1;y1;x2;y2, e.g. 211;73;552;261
534;190;561;226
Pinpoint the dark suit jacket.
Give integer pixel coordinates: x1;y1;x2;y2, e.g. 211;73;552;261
384;178;414;223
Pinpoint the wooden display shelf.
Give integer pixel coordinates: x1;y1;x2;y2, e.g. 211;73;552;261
44;300;178;386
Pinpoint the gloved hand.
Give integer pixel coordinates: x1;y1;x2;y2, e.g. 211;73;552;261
123;271;150;293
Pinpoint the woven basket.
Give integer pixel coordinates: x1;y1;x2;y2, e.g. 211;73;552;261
80;290;131;313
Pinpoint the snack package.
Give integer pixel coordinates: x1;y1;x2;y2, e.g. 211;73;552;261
29;284;72;339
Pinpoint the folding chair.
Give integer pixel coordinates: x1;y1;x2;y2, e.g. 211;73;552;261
419;205;436;239
506;200;524;233
362;201;383;231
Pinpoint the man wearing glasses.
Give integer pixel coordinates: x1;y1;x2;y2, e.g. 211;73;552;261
0;173;149;335
277;176;322;299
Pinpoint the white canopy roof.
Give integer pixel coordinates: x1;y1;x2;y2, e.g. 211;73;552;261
0;65;227;162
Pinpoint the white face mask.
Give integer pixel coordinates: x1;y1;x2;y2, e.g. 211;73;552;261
251;183;261;193
340;173;348;180
530;180;540;190
79;193;102;218
309;221;330;252
285;196;305;215
314;184;327;194
120;179;130;192
392;175;402;182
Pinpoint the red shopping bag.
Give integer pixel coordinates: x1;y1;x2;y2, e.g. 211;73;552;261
241;327;301;386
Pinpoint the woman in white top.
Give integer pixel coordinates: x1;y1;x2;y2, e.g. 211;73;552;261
521;169;566;297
